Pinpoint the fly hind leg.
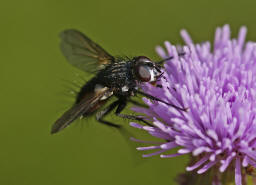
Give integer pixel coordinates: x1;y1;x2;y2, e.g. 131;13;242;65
95;100;121;128
128;99;148;108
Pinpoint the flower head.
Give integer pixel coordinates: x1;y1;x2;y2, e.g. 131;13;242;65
131;25;256;185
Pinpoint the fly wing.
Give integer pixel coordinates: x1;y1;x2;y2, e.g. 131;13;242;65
60;29;114;73
51;87;112;134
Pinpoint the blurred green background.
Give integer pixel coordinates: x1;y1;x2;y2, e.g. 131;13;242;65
1;0;256;184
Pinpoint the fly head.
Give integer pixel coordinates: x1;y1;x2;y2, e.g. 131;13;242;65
133;56;163;83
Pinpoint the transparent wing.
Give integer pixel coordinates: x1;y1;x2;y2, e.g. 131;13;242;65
51;87;112;134
60;29;114;73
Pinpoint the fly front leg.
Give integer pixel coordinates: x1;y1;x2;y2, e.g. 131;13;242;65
156;52;186;65
136;90;187;112
96;100;121;128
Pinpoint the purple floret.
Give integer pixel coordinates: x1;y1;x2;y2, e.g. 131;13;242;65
131;25;256;185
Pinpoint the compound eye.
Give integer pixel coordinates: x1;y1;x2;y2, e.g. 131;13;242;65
136;56;152;63
137;65;151;82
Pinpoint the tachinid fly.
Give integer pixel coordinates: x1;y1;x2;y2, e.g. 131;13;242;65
51;29;186;134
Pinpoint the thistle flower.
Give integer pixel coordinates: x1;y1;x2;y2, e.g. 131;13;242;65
131;25;256;185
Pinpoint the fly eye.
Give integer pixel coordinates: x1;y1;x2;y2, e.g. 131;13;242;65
134;56;156;82
136;65;151;82
135;56;152;64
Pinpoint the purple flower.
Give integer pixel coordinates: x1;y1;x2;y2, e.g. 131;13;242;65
131;25;256;185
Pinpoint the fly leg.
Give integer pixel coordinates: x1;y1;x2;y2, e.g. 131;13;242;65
115;98;153;127
128;99;148;108
136;90;187;111
156;52;186;65
95;100;121;128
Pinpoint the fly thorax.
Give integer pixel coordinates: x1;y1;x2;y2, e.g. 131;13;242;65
121;85;129;92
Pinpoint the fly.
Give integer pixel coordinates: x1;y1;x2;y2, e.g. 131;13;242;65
51;29;186;134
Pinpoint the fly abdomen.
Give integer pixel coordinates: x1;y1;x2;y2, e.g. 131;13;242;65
75;77;98;104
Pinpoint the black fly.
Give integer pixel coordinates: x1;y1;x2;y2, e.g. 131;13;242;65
51;29;186;134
